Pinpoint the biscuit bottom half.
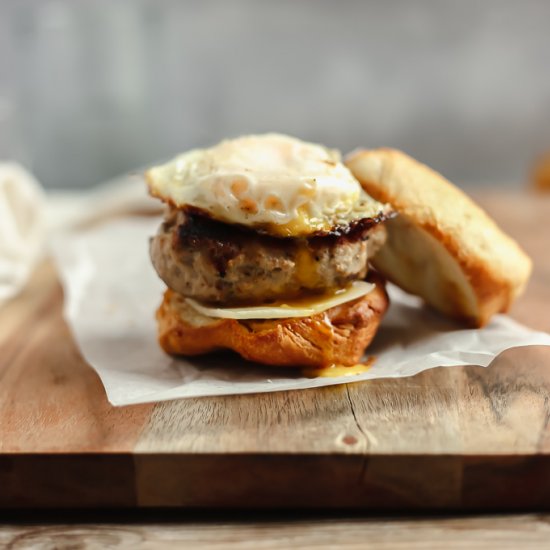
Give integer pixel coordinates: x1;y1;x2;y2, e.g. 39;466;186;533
156;273;389;368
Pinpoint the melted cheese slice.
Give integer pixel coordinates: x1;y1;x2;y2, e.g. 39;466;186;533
185;281;375;320
146;134;386;237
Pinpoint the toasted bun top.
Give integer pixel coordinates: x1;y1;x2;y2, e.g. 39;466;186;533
146;134;387;237
346;148;532;326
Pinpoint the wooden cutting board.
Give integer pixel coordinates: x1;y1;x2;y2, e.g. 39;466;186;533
1;191;549;510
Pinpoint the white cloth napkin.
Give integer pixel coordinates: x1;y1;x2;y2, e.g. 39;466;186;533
0;163;46;305
0;166;157;307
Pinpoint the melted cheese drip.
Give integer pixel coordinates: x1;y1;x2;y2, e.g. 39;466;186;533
294;246;320;288
302;358;375;378
184;281;375;320
146;134;386;237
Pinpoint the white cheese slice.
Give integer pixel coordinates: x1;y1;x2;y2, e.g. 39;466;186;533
185;281;375;320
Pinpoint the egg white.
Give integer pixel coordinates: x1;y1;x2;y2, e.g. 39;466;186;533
146;133;385;237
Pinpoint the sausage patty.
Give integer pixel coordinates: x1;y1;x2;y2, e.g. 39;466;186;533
150;208;387;305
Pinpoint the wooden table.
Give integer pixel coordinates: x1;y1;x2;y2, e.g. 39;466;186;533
2;512;550;548
1;192;550;515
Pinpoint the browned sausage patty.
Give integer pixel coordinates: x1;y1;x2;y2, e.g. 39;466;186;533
150;208;388;305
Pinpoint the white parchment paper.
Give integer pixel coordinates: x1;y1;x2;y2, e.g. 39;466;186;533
51;217;550;406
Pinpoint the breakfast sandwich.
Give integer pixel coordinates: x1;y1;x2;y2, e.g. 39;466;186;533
146;134;393;368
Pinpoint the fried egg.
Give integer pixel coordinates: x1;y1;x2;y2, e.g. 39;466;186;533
145;133;386;237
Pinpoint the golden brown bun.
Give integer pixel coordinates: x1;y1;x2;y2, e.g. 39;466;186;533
345;148;532;327
532;151;550;191
156;274;389;368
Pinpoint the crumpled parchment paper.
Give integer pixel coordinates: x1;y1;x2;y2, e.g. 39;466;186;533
51;217;550;406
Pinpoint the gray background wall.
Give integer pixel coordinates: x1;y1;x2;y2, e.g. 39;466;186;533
1;0;549;189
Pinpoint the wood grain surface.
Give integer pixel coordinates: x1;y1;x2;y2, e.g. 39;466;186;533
0;191;549;510
2;513;550;549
